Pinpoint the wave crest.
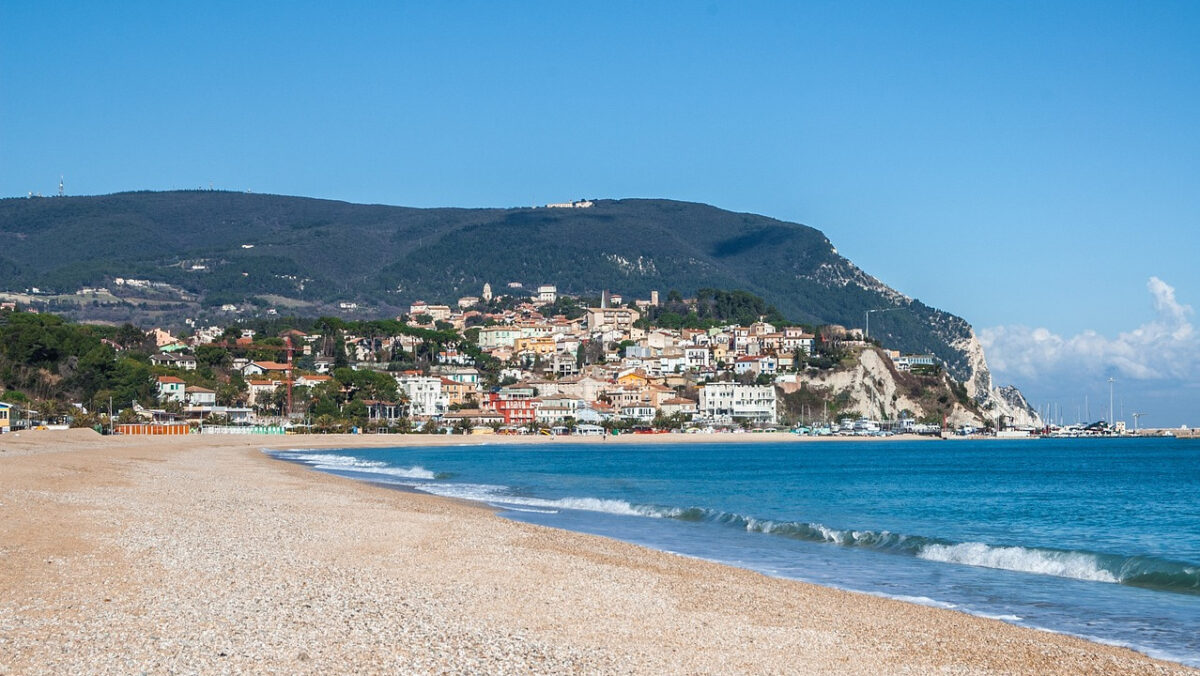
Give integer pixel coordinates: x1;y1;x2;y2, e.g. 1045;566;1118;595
659;507;1200;594
918;543;1119;583
274;451;437;480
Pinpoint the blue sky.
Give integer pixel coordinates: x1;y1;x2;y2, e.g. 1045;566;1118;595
3;2;1198;424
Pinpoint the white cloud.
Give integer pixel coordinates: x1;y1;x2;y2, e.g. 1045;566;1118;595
980;277;1197;383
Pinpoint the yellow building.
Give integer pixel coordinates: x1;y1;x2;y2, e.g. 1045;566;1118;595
0;402;12;432
439;377;478;407
513;336;557;356
617;369;650;389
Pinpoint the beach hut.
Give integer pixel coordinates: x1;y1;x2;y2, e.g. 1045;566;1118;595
574;424;604;436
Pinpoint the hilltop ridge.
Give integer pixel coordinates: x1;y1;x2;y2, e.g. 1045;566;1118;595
0;190;1036;424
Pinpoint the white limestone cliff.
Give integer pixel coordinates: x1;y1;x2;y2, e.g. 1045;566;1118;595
784;348;984;428
953;329;1043;428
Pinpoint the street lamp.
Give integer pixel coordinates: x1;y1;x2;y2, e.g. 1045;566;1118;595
1108;377;1115;428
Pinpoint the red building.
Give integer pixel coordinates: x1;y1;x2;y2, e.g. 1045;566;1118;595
483;392;537;426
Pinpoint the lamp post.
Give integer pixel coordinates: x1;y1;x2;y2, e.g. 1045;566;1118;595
1108;377;1115;429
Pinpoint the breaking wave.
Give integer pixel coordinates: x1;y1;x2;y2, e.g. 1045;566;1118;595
436;484;1200;595
420;484;668;517
273;451;439;480
661;507;1200;595
269;450;1199;596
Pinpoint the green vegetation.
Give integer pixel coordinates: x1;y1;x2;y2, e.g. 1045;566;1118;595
0;192;977;380
636;288;792;330
0;311;154;412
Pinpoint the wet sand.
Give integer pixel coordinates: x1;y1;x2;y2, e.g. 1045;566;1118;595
1;430;1193;674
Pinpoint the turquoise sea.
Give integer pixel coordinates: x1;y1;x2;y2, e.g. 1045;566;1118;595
271;437;1200;667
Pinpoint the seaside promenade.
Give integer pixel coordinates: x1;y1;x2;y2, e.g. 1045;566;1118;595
1;430;1193;674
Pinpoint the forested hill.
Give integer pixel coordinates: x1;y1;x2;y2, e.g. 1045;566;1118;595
0;191;975;379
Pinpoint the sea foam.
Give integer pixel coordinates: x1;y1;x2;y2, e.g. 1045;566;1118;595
275;452;437;480
917;543;1119;583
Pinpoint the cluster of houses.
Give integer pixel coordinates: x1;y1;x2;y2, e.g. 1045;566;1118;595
147;283;937;432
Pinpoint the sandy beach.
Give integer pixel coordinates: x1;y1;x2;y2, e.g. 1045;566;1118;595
1;430;1193;674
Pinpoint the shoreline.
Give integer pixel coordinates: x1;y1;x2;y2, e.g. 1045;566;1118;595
2;430;1194;674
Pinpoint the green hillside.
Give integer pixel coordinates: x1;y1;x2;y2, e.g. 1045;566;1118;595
0;191;974;378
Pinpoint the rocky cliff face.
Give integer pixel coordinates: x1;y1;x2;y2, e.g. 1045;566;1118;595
835;262;1042;428
781;342;1042;430
953;329;1043;428
783;348;984;428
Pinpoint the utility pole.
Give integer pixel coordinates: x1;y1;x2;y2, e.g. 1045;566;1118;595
1108;377;1115;427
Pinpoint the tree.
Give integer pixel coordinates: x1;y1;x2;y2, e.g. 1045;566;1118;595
792;347;808;372
314;414;336;433
342;398;368;427
115;323;152;351
332;335;349;368
217;377;246;407
70;409;104;430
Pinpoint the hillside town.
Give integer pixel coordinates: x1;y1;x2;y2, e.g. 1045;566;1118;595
0;284;974;436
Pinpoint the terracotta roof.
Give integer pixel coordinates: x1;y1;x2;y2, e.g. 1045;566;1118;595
157;376;185;384
661;398;696;406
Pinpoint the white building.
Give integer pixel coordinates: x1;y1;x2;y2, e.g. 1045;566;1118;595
733;355;778;377
657;348;688;375
185;386;217;406
436;366;481;385
619;403;656;423
535;395;581;425
892;353;937;371
684;346;711;370
519;323;555;339
537;285;557;304
478;326;521;349
395;375;448;418
782;327;816;354
156;376;186;403
697;382;777;425
246;379;283;408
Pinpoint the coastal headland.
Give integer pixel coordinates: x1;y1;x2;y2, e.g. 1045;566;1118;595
2;430;1193;674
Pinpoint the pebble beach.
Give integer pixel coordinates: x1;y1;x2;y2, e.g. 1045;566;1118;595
1;430;1194;674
